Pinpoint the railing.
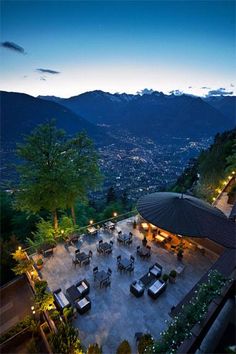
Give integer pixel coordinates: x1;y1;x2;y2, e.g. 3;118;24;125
24;209;138;256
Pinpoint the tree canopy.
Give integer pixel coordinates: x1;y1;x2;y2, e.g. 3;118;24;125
16;121;102;230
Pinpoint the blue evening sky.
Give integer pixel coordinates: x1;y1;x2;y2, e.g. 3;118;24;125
0;0;235;97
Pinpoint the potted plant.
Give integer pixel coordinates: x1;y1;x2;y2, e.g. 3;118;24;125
36;258;43;270
162;274;169;283
177;247;184;260
169;270;177;283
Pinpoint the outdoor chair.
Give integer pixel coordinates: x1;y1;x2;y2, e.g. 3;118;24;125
107;268;112;276
75;249;80;255
117;255;121;262
130;281;145;297
93;267;98;279
137;246;141;254
53;288;70;310
148;279;167;299
97;243;103;254
118;231;122;235
88;250;93;258
130;255;135;263
72;257;79;268
100;278;111;288
110;240;113;246
149;263;162;278
129;232;133;237
75;296;91;314
126;263;134;274
76;279;90;297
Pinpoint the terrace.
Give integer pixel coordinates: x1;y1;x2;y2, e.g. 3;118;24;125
36;216;219;354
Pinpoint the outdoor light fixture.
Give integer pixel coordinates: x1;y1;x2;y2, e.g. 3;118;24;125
18;246;22;250
89;220;93;225
113;212;117;217
31;306;34;310
61;229;64;234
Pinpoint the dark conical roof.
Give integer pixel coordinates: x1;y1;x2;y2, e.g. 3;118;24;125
137;192;236;248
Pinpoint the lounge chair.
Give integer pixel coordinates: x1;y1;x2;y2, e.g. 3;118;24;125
130;281;145;297
75;296;91;314
148;279;166;299
76;279;90;297
53;288;70;310
149;263;162;278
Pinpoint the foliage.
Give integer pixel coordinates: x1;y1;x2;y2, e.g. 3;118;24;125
15;122;102;229
34;280;54;311
36;258;43;266
162;274;169;282
12;257;34;276
147;270;228;354
49;322;83;354
59;215;77;238
0;235;19;285
12;248;27;261
26;337;40;354
171;129;236;201
116;340;131;354
138;334;154;354
63;306;75;322
87;343;103;354
106;187;117;204
50;309;60;321
27;218;56;252
0;316;36;344
169;270;177;278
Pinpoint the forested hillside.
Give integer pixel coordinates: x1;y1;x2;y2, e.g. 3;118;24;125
172;129;236;202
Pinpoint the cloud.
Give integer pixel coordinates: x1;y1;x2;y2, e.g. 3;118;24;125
1;41;26;54
169;89;183;96
136;88;154;95
201;86;211;89
40;76;46;81
37;68;60;74
207;87;233;96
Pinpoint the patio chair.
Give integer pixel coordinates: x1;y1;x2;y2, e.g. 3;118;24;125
130;281;145;297
88;250;93;258
126;238;133;246
148;279;167;299
130;255;135;263
75;249;80;255
93;267;98;280
100;278;111;288
53;288;70;310
129;232;133;237
126;262;134;274
149;263;162;278
110;240;113;246
99;239;103;244
97;243;103;254
72;257;79;268
118;231;122;235
76;279;90;297
137;246;141;254
75;296;91;314
117;255;121;263
107;268;112;276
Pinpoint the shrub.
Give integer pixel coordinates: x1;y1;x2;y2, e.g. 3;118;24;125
36;258;43;266
138;334;154;354
116;340;131;354
49;323;83;354
34;280;54;311
12;258;34;276
169;270;177;278
0;316;36;344
162;274;169;282
87;343;103;354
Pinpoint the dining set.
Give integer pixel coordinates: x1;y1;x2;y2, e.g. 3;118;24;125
93;266;112;288
117;231;133;245
72;248;93;267
137;245;151;259
97;239;113;255
117;255;135;273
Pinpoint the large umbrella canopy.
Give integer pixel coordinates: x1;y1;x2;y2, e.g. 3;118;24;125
137;192;236;248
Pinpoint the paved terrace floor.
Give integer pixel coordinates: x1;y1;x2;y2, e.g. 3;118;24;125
37;217;218;354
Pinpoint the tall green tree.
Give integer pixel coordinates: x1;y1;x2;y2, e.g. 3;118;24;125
64;132;102;224
16;122;101;231
16;122;69;231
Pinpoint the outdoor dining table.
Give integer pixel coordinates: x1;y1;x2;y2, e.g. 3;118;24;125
94;270;110;286
119;258;132;270
105;221;115;230
138;246;150;257
118;233;131;244
76;252;90;265
99;242;112;253
66;285;80;302
87;226;97;235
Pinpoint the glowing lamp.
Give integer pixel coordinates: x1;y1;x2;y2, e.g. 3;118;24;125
113;212;117;217
89;220;93;225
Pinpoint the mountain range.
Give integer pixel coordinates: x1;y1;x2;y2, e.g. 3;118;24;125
1;90;235;147
39;90;235;140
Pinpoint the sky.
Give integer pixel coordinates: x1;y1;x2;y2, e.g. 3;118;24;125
0;0;235;98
